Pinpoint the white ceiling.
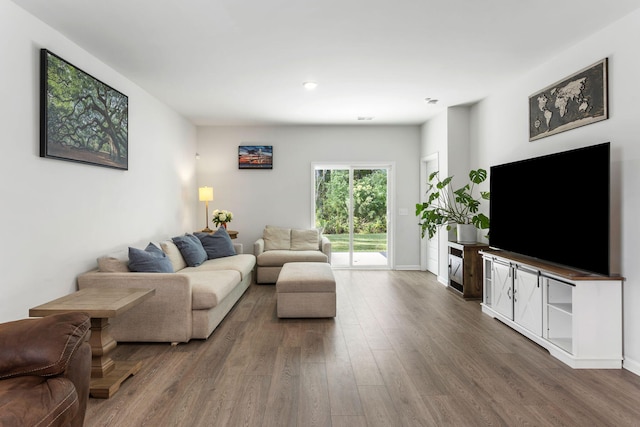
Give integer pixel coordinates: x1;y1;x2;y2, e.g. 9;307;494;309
11;0;640;126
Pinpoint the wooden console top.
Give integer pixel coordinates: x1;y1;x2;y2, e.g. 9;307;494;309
480;249;624;282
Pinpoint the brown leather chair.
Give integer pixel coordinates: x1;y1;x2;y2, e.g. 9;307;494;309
0;312;91;427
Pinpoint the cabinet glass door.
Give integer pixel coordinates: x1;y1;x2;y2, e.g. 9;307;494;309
483;258;493;306
546;278;573;354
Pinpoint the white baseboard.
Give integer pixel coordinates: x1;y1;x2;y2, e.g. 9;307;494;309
395;265;421;270
623;357;640;376
437;275;448;286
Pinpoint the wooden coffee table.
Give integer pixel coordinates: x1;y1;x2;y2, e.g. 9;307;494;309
29;287;155;398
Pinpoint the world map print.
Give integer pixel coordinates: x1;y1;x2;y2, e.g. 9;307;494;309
529;59;607;141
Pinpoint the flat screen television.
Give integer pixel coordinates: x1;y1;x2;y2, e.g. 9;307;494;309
489;142;610;276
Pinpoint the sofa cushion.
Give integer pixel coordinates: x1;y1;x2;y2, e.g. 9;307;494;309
263;226;291;251
257;250;328;267
179;270;241;310
183;254;256;280
129;243;174;273
195;228;236;259
172;234;207;267
291;228;320;251
97;249;130;272
160;240;187;271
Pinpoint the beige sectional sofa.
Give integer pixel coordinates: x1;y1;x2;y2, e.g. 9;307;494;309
254;225;331;283
77;233;255;344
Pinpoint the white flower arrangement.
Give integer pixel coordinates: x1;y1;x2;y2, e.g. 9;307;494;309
211;209;233;227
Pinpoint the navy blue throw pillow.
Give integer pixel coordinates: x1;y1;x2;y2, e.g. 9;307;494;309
128;243;174;273
196;228;236;259
172;233;207;267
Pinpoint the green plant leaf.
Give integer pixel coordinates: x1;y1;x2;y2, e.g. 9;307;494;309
437;176;453;189
416;169;490;240
469;169;487;184
472;213;490;229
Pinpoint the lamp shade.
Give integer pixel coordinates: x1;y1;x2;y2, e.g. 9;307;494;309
198;186;213;202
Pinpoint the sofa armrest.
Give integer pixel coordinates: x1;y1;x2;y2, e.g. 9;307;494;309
321;236;332;264
254;238;265;256
233;242;244;254
0;312;90;379
0;312;91;427
77;270;194;343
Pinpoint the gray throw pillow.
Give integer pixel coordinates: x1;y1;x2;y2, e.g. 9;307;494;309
172;234;208;267
128;243;174;273
196;228;236;259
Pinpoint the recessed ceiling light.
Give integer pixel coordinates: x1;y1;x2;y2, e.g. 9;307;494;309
424;98;438;105
303;81;318;90
357;116;374;121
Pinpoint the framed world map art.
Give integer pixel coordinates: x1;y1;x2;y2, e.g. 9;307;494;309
529;58;608;141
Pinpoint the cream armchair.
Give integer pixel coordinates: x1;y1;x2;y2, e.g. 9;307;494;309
254;226;331;283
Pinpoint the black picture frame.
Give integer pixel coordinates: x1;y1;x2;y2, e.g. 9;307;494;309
40;49;129;170
238;145;273;169
529;58;608;141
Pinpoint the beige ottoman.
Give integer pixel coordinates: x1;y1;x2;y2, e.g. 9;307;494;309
276;262;336;318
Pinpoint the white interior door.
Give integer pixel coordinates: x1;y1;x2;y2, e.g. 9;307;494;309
421;154;439;274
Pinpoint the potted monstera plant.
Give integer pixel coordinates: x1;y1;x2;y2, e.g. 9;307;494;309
415;168;490;243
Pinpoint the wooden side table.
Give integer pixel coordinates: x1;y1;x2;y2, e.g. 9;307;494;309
29;287;155;398
447;241;489;299
196;228;238;239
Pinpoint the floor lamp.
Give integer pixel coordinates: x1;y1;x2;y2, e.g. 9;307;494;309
199;186;214;232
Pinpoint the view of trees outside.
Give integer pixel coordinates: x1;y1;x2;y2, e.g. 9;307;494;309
43;51;128;169
315;168;387;252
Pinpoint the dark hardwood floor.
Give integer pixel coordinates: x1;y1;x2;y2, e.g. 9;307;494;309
85;270;640;426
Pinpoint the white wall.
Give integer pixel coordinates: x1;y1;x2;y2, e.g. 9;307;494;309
469;9;640;374
420;106;480;284
420;111;448;283
0;1;197;322
196;125;421;269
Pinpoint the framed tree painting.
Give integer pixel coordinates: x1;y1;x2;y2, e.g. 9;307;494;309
238;145;273;169
529;58;608;141
40;49;129;170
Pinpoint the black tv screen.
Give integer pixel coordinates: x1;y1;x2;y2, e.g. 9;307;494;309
489;142;610;276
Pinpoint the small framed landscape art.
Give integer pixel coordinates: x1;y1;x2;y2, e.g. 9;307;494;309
40;49;129;170
238;145;273;169
529;58;608;142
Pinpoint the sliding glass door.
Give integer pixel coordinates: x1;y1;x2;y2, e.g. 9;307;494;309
313;164;391;268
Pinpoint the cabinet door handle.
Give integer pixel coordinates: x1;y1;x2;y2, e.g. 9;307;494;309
507;287;512;299
513;288;517;303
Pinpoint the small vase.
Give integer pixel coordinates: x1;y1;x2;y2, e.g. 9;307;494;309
221;223;227;229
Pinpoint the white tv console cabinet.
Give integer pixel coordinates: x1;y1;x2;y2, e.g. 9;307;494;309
481;249;623;369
